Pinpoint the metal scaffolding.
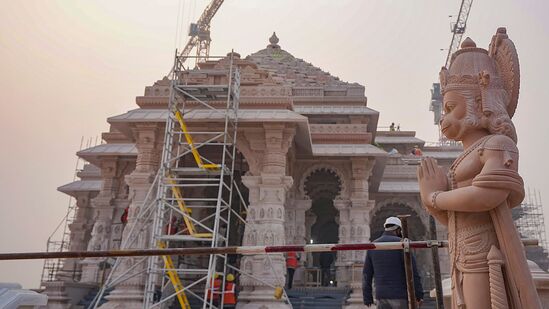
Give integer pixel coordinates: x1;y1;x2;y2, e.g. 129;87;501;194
144;52;241;309
515;188;548;252
41;137;98;286
90;52;243;309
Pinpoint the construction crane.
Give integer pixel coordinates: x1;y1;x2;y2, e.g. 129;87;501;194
180;0;225;65
444;0;474;68
430;0;473;137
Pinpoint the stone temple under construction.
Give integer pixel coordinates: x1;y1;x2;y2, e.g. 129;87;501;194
39;33;469;308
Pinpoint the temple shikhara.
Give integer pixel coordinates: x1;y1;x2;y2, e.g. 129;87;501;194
37;33;467;308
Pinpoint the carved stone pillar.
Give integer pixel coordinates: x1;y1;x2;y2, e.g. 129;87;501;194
81;157;121;283
334;199;352;287
57;191;95;282
42;186;97;307
285;199;312;245
304;209;317;271
236;124;295;309
345;158;375;309
100;123;163;309
285;198;312;286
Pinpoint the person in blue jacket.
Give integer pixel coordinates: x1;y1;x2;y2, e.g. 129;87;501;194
363;216;423;308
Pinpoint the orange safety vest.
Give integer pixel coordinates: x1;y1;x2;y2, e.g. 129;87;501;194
223;282;236;305
120;207;129;224
286;252;298;269
206;278;222;301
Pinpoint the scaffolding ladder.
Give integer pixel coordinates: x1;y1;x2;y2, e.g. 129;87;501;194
41;137;93;285
144;52;240;308
89;53;241;309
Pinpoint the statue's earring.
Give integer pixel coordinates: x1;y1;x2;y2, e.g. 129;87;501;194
481;111;492;129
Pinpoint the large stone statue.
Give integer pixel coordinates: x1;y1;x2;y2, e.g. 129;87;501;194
417;28;542;308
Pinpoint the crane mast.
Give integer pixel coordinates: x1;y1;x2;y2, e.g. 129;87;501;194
180;0;225;65
430;0;473;139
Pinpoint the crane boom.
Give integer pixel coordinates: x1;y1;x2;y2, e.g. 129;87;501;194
444;0;474;67
178;0;225;65
430;0;473;140
196;0;224;27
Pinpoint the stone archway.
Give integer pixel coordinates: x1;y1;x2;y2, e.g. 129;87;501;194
301;167;343;286
299;164;348;199
303;168;343;246
370;198;432;290
370;198;427;241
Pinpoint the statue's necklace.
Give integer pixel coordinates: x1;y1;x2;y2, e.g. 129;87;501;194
449;135;493;190
448;135;494;270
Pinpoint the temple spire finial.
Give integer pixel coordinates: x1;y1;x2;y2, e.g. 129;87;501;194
268;32;280;49
461;37;476;48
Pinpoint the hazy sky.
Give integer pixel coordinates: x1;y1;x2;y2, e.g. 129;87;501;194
1;0;548;289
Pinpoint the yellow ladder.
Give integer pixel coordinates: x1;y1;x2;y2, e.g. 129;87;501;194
167;176;212;238
160;109;217;308
174;110;220;170
159;242;191;309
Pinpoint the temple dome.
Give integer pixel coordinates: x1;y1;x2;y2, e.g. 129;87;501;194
245;33;357;87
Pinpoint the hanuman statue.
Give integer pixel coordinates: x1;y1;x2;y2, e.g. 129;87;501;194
418;28;542;308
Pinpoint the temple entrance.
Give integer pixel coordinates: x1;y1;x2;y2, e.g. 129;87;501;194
310;198;339;244
309;198;338;286
303;167;342;286
369;202;425;241
370;201;430;289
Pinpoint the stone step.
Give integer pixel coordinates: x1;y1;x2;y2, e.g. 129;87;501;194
76;287;112;308
287;287;350;309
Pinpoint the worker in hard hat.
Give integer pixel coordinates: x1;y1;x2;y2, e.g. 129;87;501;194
222;273;237;308
362;216;424;308
206;273;222;306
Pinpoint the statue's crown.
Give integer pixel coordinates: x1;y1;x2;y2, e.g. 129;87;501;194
440;38;502;93
439;28;520;118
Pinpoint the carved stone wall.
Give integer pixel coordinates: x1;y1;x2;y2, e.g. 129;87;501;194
310;124;372;144
81;158;124;283
99;123;164;309
56;191;96;283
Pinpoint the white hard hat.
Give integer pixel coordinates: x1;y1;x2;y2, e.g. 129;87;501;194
384;217;402;230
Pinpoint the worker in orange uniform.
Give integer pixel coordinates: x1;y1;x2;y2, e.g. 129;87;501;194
286;251;299;289
222;273;237;308
206;273;222;306
411;145;423;156
164;216;178;235
120;207;129;225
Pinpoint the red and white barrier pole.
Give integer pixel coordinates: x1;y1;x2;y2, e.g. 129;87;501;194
0;240;448;261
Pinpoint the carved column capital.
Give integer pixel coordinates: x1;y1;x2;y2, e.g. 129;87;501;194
350;157;375;178
131;122;164;173
350;157;375;200
262;125;296;174
294;199;313;211
334;198;351;210
237;124;296;176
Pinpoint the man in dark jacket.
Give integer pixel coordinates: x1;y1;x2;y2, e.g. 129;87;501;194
363;217;423;308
